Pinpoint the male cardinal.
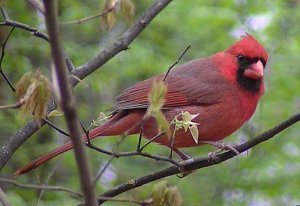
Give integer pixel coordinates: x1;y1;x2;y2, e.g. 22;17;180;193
15;34;268;175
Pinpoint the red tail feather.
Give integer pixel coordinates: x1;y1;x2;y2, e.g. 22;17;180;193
13;124;110;176
14;142;74;176
14;112;144;176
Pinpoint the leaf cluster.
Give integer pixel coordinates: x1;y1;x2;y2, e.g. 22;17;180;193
15;70;51;123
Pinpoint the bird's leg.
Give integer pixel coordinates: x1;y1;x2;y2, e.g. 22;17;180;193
200;140;240;155
139;132;164;151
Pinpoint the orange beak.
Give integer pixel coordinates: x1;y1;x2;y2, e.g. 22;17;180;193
244;60;264;80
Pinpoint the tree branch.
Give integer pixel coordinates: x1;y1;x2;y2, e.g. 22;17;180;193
0;0;172;171
0;177;148;205
97;113;300;204
73;0;173;81
0;7;49;42
43;1;97;205
0;177;82;197
0;19;49;42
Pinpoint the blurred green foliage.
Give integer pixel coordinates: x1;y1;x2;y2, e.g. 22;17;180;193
0;0;299;205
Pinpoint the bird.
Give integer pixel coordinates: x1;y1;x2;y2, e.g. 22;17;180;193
14;34;268;175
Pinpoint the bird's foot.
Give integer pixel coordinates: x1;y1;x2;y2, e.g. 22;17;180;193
201;140;240;155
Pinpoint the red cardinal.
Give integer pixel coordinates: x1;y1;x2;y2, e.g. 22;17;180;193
15;34;268;175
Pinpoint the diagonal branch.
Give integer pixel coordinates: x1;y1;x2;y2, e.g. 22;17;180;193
0;0;172;171
59;5;116;25
97;113;300;204
73;0;173;82
0;7;48;42
43;1;97;205
0;19;49;42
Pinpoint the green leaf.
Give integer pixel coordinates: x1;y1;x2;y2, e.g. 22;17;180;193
165;186;183;206
88;112;111;130
15;72;34;99
151;181;168;206
182;111;192;122
156;110;171;137
16;70;52;123
101;0;119;31
121;0;135;24
147;79;167;115
48;110;64;117
189;124;199;144
146;80;170;137
171;111;199;143
151;181;182;206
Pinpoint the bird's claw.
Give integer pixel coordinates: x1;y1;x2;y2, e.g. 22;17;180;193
201;141;240;155
215;142;239;155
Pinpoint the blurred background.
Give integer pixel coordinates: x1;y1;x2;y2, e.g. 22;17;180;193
0;0;299;205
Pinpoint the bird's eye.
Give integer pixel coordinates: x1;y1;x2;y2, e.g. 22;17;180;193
237;54;245;62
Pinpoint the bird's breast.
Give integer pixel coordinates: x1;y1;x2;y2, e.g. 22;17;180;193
142;95;253;148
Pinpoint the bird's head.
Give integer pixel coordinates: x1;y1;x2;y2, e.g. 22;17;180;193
226;33;268;92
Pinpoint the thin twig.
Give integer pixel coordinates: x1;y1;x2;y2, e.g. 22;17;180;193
0;187;11;206
96;197;145;205
0;69;15;92
93;135;126;185
34;160;61;205
59;6;116;25
87;144;180;166
0;178;82;197
163;45;191;81
0;177;146;205
81;197;147;206
81;116;180;166
43;118;70;137
139;132;164;151
93;157;115;186
65;51;75;71
43;1;97;205
27;0;45;14
98;113;300;204
136;122;144;151
0;26;16;92
80;121;92;145
0;101;23;110
0;8;9;20
0;17;49;42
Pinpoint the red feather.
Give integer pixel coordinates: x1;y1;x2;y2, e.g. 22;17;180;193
14;34;268;175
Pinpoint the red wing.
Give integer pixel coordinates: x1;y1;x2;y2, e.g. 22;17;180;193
114;76;189;111
113;58;229;111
